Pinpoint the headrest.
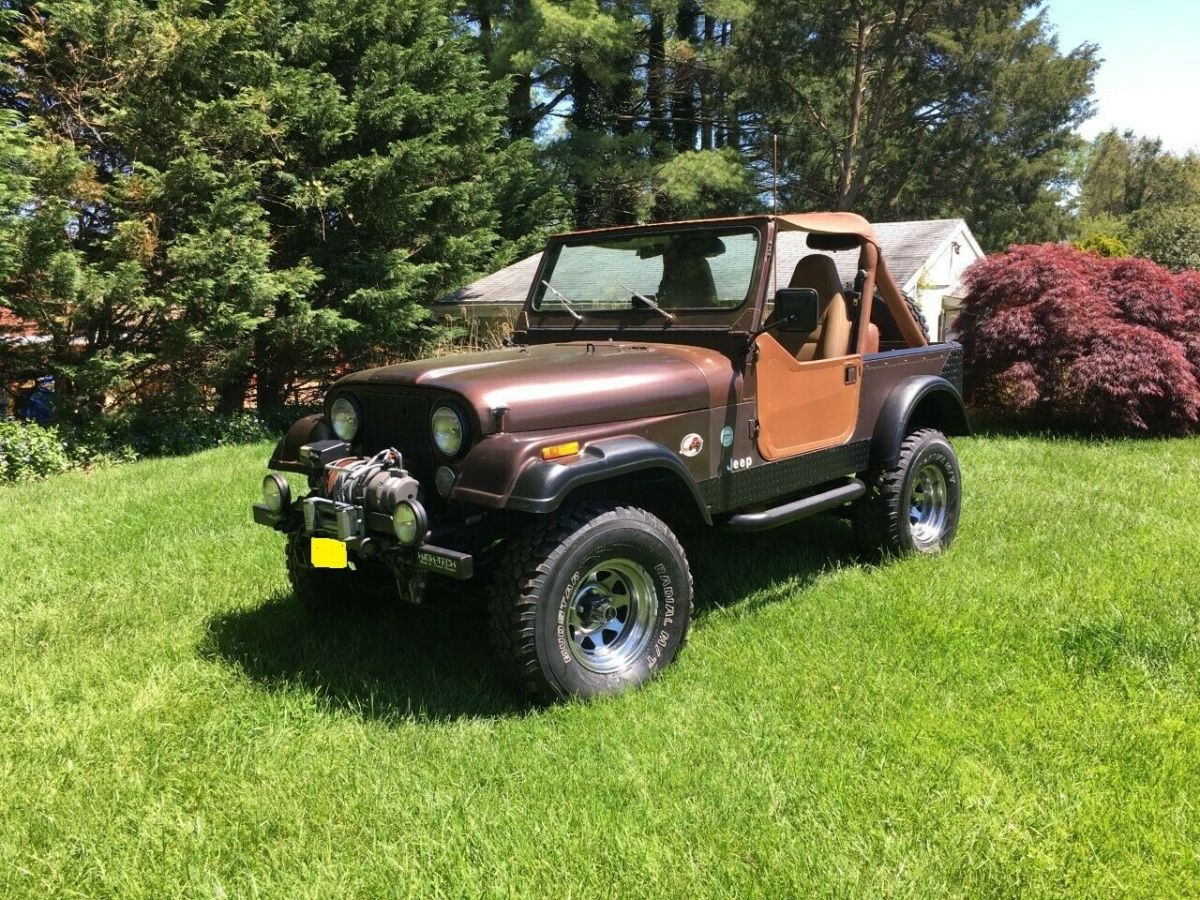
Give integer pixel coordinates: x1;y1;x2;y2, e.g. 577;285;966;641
788;254;843;300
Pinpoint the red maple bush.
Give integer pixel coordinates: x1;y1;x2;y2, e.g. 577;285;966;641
957;244;1200;434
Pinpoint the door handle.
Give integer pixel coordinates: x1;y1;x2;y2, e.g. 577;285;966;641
844;364;858;385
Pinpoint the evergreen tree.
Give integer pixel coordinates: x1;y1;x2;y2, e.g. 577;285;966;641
1079;129;1200;221
460;0;756;227
0;0;538;417
730;0;1098;249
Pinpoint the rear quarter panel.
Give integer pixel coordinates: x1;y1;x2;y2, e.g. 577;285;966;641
853;344;963;442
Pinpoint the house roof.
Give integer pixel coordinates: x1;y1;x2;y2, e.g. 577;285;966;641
447;253;544;307
782;218;977;293
442;218;979;307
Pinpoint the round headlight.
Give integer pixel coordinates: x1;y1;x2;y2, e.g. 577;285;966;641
431;406;465;457
392;500;426;545
330;396;359;442
262;474;290;513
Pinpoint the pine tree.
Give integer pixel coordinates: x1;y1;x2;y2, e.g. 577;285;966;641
729;0;1098;249
0;0;534;416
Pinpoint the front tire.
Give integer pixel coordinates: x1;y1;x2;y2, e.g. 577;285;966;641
857;428;961;555
489;503;693;702
285;531;396;613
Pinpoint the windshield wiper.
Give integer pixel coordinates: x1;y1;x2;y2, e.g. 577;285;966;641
619;282;676;323
540;280;584;321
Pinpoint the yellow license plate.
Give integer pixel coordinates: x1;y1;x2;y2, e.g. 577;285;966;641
311;537;348;569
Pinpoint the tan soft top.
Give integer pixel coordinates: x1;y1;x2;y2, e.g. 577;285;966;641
564;212;878;244
773;212;878;245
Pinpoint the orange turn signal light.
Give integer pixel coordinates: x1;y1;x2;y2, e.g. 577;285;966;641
541;441;581;461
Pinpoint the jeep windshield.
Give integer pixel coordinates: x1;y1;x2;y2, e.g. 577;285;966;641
533;226;760;315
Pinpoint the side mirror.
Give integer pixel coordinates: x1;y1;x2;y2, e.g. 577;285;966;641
772;287;820;332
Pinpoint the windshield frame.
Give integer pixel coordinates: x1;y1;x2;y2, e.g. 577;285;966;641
524;219;769;331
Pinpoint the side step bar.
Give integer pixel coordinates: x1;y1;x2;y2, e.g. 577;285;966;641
722;479;866;533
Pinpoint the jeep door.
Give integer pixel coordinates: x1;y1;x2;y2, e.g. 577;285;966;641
753;235;868;459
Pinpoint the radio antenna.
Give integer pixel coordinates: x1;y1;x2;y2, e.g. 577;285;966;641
772;133;779;293
772;133;779;215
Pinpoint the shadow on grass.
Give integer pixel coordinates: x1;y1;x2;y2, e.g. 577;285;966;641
687;514;874;617
201;592;528;722
962;409;1180;443
201;515;873;722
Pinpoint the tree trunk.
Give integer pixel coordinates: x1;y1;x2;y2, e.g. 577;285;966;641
722;23;737;149
611;50;639;224
505;0;535;138
837;14;871;210
254;325;288;413
216;370;251;414
570;62;600;227
672;0;699;152
647;12;668;147
509;73;533;139
699;15;715;151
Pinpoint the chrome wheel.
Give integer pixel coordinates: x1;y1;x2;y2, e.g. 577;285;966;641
566;558;658;674
909;462;949;546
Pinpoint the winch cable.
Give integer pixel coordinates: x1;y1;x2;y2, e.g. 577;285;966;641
331;448;402;505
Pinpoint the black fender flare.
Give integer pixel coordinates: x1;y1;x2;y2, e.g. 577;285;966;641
268;414;330;473
505;435;712;524
871;376;970;468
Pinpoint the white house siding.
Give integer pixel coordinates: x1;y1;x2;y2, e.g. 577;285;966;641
900;221;985;341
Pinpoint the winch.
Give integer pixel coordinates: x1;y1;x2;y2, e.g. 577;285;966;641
293;443;428;546
322;448;420;514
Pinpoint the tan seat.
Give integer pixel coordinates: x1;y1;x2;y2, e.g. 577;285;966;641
863;322;880;354
816;293;852;359
775;254;853;360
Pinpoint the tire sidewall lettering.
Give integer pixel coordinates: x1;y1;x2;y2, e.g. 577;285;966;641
555;569;584;665
902;437;961;551
920;447;959;486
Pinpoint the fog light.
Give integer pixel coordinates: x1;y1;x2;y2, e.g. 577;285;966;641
392;500;427;545
262;474;290;513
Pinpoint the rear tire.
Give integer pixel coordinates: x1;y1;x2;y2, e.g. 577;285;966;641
857;428;961;555
902;291;931;342
489;502;693;702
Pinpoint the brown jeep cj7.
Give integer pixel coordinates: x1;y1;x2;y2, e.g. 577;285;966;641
254;212;968;700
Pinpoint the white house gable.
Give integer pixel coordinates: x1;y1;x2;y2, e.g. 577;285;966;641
901;220;985;341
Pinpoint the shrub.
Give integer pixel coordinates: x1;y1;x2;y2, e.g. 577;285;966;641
1130;204;1200;272
1073;232;1129;258
0;405;316;484
93;407;316;459
0;419;72;482
958;243;1200;434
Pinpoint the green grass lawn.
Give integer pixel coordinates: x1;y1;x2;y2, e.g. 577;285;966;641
2;434;1199;897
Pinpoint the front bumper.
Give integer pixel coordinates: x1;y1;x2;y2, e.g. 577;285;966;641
253;497;474;580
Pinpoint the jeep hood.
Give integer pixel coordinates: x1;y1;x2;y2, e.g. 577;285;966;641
334;342;736;433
